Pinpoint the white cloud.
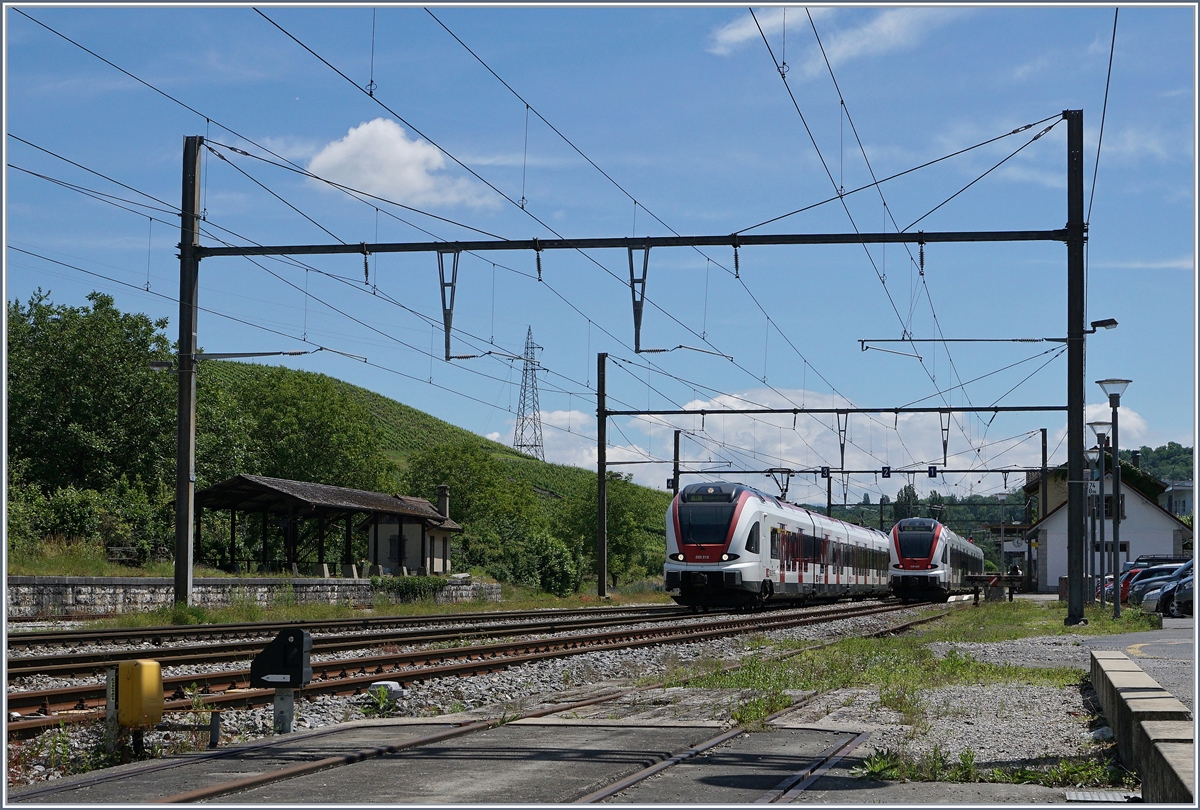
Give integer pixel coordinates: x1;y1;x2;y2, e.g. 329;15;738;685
258;135;322;163
707;7;833;56
486;431;501;441
1012;54;1052;81
1099;126;1184;164
493;388;1153;500
1090;256;1194;271
796;8;968;78
307;118;497;208
1084;403;1149;445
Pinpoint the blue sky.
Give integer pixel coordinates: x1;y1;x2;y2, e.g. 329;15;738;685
4;4;1196;505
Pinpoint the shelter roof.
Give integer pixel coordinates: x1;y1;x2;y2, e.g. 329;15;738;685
195;474;461;530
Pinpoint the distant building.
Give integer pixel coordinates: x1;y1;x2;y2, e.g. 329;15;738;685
1158;482;1193;518
1025;472;1193;593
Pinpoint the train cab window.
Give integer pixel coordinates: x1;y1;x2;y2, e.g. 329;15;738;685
745;522;760;554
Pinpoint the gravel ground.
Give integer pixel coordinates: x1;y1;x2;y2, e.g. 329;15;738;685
790;682;1101;769
7;608;1187;790
4;606;907;787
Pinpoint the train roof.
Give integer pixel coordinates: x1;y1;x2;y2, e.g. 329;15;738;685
679;481;888;537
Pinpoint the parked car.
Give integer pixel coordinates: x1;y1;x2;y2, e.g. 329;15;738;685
1116;567;1147;603
1142;586;1165;613
1151;560;1194;615
1168;574;1193;617
1128;564;1187;607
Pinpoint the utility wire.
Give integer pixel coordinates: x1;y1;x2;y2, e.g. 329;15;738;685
1087;7;1118;224
424;8;922;465
256;10;903;473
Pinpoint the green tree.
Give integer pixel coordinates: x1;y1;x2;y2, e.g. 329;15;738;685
405;440;550;586
1121;443;1194;482
893;484;920;521
7;291;175;493
551;472;666;590
231;366;396;492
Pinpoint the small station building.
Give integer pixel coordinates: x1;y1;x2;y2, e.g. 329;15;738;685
194;474;461;576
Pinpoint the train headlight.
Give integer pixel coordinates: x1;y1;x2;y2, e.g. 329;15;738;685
720;553;740;561
670;553;685;561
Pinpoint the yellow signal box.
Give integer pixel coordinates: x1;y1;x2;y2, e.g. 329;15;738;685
117;659;163;727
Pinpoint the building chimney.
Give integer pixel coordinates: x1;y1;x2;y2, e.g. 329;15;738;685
1131;450;1140;469
436;484;450;518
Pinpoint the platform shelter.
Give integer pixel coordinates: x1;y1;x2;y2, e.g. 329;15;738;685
194;475;461;575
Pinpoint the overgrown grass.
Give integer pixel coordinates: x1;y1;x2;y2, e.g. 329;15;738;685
914;600;1160;643
7;537;253;579
676;638;1081;729
852;745;1136;788
57;581;671;630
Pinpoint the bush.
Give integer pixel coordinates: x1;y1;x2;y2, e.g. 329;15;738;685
38;486;106;541
371;575;450;602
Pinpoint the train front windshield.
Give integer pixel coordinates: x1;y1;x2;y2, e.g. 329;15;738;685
897;529;935;559
678;503;735;545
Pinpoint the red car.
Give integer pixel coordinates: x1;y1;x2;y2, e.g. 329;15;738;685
1118;567;1146;603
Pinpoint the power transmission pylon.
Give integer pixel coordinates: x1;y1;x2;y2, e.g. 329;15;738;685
513;326;545;461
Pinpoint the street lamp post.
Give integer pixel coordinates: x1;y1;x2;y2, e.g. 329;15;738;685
1086;446;1102;607
1089;422;1111;613
1098;379;1132;619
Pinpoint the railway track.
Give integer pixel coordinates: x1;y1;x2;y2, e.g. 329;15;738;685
8;608;950;804
6;600;916;740
5;607;696;680
5;603;687;649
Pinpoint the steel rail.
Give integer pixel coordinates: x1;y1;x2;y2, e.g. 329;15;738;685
10;607;952;802
5;604;686;648
5;609;698;680
6;601;914;739
153;606;948;804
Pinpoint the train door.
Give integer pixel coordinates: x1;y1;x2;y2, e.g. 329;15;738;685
769;524;781;582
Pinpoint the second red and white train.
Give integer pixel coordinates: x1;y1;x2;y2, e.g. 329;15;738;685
663;481;984;608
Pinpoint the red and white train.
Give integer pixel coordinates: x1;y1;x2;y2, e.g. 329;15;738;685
663;481;892;609
888;517;984;602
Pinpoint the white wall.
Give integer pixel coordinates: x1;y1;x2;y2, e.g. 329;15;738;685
1040;474;1189;589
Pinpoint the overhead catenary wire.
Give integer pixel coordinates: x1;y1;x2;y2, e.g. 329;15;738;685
14;11;1060;494
422;8;917;456
243;17;899;479
19;8;934;490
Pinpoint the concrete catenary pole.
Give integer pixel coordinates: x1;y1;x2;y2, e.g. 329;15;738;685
174;135;203;606
1064;110;1086;626
596;353;608;598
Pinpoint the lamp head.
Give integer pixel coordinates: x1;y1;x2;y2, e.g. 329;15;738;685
1088;421;1112;442
1090;318;1119;331
1096;378;1131;399
1085;448;1100;464
148;360;174;373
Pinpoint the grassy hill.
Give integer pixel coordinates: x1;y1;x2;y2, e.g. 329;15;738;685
207;360;667;510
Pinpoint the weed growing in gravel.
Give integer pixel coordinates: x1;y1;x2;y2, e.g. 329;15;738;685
676;638;1083;733
362;684;399;718
851;745;1136;788
729;691;792;729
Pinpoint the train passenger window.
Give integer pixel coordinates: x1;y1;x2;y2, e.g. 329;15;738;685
770;528;780;559
745;522;760;554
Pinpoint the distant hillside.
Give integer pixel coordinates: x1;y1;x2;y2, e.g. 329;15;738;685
207;360;667;510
